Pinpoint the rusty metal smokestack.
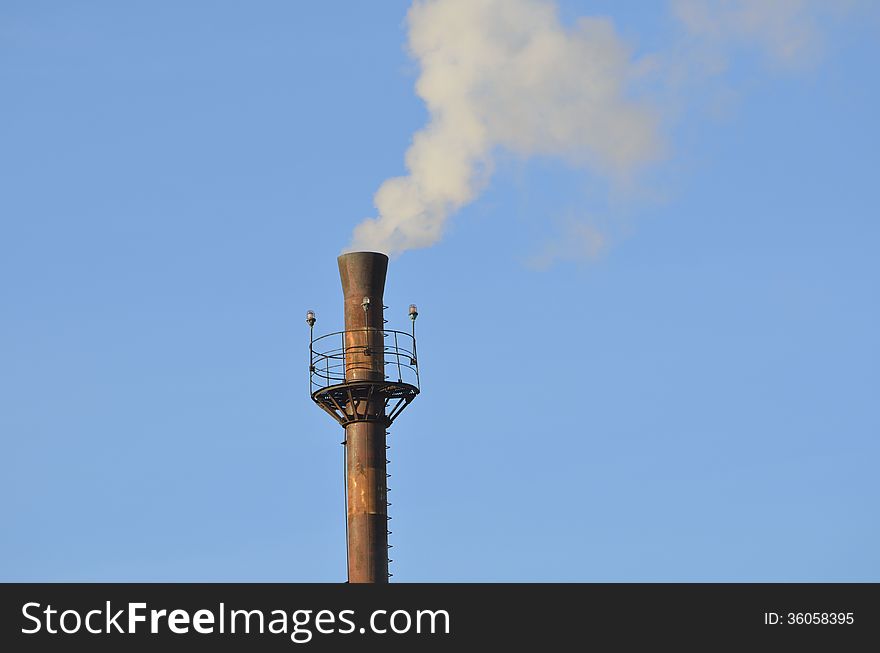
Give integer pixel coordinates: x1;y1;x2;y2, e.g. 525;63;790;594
338;252;389;583
308;252;420;583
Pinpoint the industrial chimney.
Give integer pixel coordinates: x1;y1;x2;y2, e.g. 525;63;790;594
308;252;420;583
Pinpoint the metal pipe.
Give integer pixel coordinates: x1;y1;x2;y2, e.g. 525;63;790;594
337;251;389;583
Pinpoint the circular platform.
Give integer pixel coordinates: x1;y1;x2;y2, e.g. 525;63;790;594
311;380;419;427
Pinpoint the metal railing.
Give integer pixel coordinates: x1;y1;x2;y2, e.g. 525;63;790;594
309;328;419;395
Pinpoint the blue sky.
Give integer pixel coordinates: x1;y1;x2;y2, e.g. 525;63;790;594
2;1;878;581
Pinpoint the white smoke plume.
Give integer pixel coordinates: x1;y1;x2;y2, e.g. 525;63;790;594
348;0;858;259
348;0;660;256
